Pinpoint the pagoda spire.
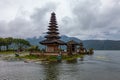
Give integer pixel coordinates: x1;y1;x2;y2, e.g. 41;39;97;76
40;12;65;52
45;12;60;40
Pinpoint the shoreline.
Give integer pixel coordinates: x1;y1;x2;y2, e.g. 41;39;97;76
0;52;84;63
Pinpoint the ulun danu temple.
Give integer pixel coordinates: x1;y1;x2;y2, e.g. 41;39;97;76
40;12;93;55
40;12;65;53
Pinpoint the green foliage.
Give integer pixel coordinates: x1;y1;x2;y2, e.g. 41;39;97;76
13;38;30;50
0;51;15;54
21;54;83;62
22;55;39;59
0;37;31;51
28;45;40;52
88;48;94;54
46;55;57;61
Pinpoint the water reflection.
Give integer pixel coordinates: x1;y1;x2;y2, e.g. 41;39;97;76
43;62;60;80
0;51;120;80
42;57;85;80
79;56;84;61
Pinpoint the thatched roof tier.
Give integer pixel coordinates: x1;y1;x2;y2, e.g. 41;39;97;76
40;12;65;46
48;28;58;31
45;35;60;39
47;31;59;34
48;25;58;28
40;39;65;45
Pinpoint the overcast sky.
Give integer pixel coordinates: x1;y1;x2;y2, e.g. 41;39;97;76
0;0;120;40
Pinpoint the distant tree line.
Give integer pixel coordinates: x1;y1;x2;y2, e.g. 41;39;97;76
0;37;31;51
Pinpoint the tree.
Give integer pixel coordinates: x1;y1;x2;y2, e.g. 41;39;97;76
0;38;4;51
28;45;40;52
0;37;30;51
4;37;13;51
13;38;30;51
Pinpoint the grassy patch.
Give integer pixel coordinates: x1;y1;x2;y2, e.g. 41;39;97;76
21;55;39;59
0;51;15;54
46;55;57;61
21;55;57;61
0;51;29;55
20;54;83;62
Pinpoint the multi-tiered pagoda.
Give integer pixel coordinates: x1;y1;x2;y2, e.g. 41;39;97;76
40;12;65;52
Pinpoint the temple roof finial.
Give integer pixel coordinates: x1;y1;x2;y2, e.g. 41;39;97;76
51;12;55;15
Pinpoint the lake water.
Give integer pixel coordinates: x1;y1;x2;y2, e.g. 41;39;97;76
0;50;120;80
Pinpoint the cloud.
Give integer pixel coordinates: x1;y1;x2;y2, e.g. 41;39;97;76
59;0;120;40
30;2;57;33
0;0;120;40
0;2;57;38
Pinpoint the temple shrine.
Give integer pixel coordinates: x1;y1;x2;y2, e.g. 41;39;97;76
40;12;93;55
40;12;65;53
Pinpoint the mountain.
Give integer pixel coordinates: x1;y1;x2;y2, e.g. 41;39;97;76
26;35;82;49
26;35;120;50
26;36;45;49
83;40;120;50
60;35;82;43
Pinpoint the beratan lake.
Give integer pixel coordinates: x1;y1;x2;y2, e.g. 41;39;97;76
0;50;120;80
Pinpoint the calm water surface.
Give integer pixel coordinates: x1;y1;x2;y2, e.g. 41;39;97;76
0;50;120;80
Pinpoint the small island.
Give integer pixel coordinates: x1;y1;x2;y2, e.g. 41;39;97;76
39;12;93;54
24;12;93;62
